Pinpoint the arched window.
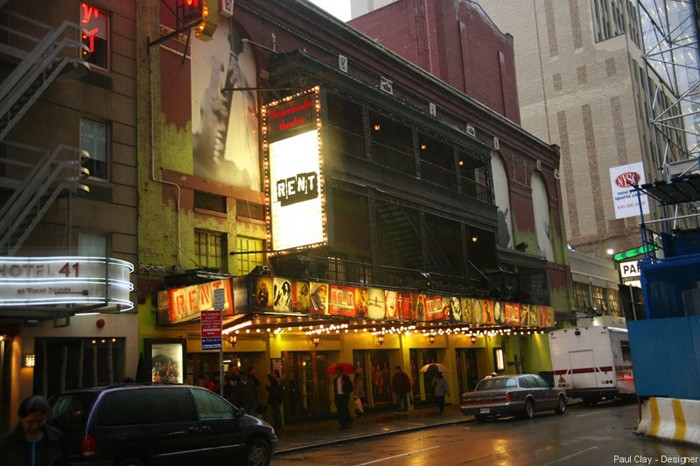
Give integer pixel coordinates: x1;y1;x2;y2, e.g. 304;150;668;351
531;172;554;261
490;154;513;249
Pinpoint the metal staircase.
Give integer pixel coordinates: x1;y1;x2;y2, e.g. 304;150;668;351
0;11;89;140
0;9;91;256
0;142;89;256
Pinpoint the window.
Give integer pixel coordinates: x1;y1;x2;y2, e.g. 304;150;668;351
194;191;227;213
80;118;109;179
192;388;235;420
573;282;590;311
80;3;109;69
327;256;347;282
607;288;621;316
195;230;226;272
592;286;607;312
234;236;264;275
79;232;108;256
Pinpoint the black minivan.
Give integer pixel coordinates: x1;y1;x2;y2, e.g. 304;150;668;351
49;384;277;466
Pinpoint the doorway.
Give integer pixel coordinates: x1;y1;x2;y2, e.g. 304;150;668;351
281;351;330;423
455;348;480;394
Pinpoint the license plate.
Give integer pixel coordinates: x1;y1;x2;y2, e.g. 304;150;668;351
479;408;490;414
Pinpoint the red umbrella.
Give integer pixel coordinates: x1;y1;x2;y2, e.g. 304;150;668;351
327;362;354;375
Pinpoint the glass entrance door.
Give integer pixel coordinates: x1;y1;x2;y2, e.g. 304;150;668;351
456;348;479;394
281;351;330;423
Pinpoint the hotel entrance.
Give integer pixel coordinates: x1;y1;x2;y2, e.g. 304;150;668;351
281;351;331;422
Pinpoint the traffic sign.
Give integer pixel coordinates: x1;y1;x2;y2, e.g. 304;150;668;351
214;287;225;310
201;309;222;351
613;243;659;262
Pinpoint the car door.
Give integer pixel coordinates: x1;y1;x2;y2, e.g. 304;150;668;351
191;387;246;462
141;387;207;465
532;374;558;409
522;375;546;409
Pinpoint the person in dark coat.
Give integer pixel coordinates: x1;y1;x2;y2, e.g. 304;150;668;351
266;370;284;431
234;371;257;416
0;395;68;466
332;367;353;429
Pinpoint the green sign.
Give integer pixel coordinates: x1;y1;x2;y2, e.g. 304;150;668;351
613;244;659;262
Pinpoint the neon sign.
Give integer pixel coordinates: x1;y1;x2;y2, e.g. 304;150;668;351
80;3;108;68
0;256;134;311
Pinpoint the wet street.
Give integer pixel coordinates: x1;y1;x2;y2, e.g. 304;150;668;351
273;401;700;465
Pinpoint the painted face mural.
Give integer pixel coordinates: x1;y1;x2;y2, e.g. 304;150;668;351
191;21;260;190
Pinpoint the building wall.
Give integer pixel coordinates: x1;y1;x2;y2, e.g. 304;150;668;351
0;0;139;425
349;0;521;123
476;0;655;259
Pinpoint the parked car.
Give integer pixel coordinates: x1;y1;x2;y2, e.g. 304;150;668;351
49;384;277;466
460;374;567;422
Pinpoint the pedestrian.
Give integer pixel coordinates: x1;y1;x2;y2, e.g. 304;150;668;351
266;370;284;431
0;395;68;466
432;371;450;414
207;371;221;394
223;366;239;400
352;374;365;419
233;370;257;416
392;365;411;415
333;366;353;429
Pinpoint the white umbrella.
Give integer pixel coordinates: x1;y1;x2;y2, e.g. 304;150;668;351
419;363;449;373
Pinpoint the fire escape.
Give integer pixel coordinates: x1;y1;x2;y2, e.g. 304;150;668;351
0;9;90;256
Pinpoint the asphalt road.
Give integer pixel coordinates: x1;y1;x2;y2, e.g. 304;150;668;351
272;401;700;466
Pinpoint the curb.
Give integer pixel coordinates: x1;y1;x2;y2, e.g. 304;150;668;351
275;417;471;455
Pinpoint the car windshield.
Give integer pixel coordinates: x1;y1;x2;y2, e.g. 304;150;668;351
475;377;517;391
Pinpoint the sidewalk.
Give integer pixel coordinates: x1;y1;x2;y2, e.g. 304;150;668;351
274;403;470;455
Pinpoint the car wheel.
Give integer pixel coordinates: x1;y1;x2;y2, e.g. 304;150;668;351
475;414;487;423
523;398;535;419
116;458;145;466
244;437;271;466
555;396;566;415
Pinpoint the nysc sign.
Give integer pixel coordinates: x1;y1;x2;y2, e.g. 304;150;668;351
619;260;641;279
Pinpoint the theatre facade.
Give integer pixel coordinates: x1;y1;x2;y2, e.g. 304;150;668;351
136;0;572;421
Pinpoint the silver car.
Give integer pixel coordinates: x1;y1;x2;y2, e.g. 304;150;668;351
460;374;567;422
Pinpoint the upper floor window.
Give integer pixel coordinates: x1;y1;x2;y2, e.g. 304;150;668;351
79;232;108;256
234;236;264;275
195;230;226;272
80;118;109;179
81;3;109;69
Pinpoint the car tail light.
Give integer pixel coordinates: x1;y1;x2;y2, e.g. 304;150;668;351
506;393;513;402
81;435;97;457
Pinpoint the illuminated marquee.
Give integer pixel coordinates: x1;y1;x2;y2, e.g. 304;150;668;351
0;256;134;311
262;87;327;253
162;279;233;324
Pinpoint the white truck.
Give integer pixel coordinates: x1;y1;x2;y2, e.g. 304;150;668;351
548;326;635;404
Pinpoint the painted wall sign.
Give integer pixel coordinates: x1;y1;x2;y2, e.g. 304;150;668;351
0;256;133;311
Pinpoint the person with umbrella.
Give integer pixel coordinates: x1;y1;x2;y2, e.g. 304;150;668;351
432;371;451;414
332;364;354;429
